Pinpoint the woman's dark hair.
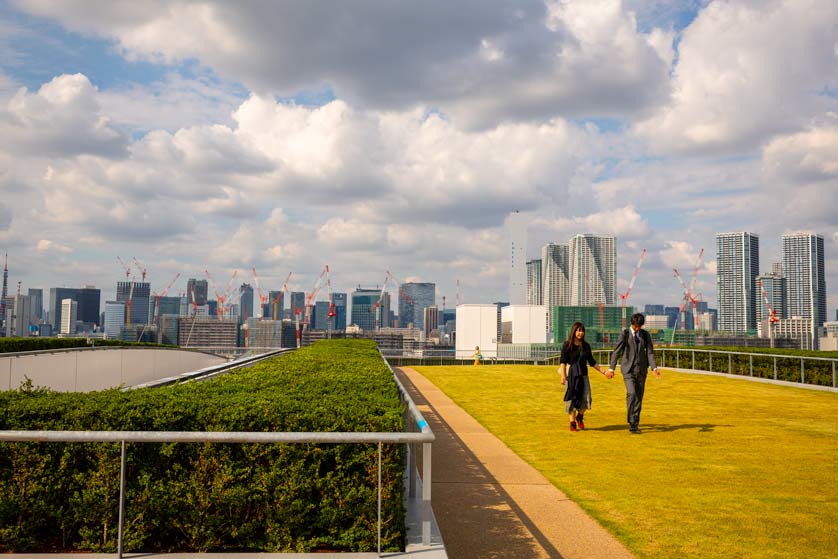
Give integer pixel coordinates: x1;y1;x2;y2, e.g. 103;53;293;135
566;321;586;346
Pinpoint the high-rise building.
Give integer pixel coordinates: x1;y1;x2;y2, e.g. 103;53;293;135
542;243;570;333
351;288;389;331
716;232;760;333
424;305;439;338
6;294;31;337
644;304;665;316
50;286;101;329
149;296;182;324
400;283;435;330
28;288;43;323
526;259;543;305
239;283;254;321
756;271;786;322
290;292;306;316
116;282;150;325
331;292;347;330
186;278;208;306
103;301;126;339
60;298;78;334
312;300;331;330
50;287;77;329
508;211;528;305
265;290;283;320
783;233;826;349
177;317;238;347
569;234;616;306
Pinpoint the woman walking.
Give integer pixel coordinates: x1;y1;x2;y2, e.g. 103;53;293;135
559;322;607;431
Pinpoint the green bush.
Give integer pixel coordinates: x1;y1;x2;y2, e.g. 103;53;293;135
0;337;163;354
0;339;405;552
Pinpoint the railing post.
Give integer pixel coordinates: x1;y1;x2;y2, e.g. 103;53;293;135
709;352;712;372
801;358;805;384
676;350;680;369
833;361;836;388
377;441;382;557
728;353;732;375
118;440;126;559
692;350;695;370
408;441;417;498
774;357;777;380
749;354;753;377
422;442;432;546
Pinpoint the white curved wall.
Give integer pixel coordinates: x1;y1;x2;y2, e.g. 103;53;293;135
1;348;227;392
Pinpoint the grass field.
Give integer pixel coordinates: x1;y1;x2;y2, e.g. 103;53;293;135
412;365;838;559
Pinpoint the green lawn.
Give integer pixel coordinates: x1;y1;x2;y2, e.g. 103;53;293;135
412;365;838;559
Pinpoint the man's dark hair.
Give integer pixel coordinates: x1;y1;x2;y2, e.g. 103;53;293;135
630;313;645;327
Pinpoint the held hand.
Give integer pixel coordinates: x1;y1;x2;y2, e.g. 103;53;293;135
560;376;567;385
605;369;615;379
654;368;661;379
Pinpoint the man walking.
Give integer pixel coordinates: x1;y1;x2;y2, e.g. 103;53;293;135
606;313;660;433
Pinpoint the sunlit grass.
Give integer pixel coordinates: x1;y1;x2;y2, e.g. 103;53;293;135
412;365;838;559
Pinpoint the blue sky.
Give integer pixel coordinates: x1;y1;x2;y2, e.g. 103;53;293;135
0;0;835;317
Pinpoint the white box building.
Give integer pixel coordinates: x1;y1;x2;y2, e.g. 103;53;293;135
500;305;547;344
456;304;499;359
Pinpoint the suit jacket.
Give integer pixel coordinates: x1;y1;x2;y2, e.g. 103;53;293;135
609;328;657;374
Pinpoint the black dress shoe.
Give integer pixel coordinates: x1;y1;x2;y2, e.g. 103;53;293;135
629;424;640;433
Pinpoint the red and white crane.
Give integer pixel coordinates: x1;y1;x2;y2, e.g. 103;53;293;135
251;267;269;318
268;272;292;320
132;257;147;283
673;248;704;331
371;275;390;331
758;278;780;348
304;265;330;326
619;248;646;329
151;272;181;326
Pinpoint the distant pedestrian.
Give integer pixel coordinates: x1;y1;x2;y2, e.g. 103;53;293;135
607;313;660;433
473;346;482;366
559;322;607;432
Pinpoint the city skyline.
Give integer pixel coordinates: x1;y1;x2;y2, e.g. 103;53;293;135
0;1;835;315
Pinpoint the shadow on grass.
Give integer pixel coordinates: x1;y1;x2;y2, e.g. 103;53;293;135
396;368;565;559
587;423;727;433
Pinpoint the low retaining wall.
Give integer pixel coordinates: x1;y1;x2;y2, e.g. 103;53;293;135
1;347;227;392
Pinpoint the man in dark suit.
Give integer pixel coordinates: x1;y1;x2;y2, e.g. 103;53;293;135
606;313;660;433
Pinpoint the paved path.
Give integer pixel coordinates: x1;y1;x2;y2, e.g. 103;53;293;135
396;367;635;559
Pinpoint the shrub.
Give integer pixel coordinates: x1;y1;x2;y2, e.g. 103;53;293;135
0;339;405;552
0;338;163;354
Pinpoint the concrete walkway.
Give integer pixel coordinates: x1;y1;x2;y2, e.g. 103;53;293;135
396;367;634;559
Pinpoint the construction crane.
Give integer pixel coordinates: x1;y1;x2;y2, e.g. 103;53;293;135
758;278;780;348
371;275;390;331
116;256;131;280
151;273;181;326
304;265;331;329
618;249;646;329
204;269;223;318
206;269;239;320
270;272;292;320
251;267;269;318
138;272;181;342
132;257;147;283
673;248;705;331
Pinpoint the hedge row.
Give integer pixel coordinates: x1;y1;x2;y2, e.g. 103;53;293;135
0;339;406;552
0;337;163;354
